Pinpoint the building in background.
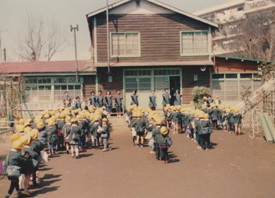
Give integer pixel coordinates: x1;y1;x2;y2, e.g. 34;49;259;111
194;0;275;56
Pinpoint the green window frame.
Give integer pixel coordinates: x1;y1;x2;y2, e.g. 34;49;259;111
110;32;141;58
24;76;83;103
180;30;211;56
211;73;261;102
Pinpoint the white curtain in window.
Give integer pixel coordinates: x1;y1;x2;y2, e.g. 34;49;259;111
182;33;194;54
195;33;208;53
112;34;125;56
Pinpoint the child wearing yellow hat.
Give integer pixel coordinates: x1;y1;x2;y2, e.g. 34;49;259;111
47;120;58;156
69;119;81;159
101;118;111;152
57;113;65;150
91;114;102;149
233;108;242;135
62;116;72;154
130;111;138;145
158;126;171;164
132;111;146;147
152;116;164;160
214;95;221;107
3;139;30;198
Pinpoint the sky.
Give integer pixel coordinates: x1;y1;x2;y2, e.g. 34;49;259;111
0;0;227;62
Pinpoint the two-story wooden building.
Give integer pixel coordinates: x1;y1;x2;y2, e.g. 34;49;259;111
86;0;218;109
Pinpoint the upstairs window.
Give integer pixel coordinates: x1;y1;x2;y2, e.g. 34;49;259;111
111;32;140;57
181;31;209;56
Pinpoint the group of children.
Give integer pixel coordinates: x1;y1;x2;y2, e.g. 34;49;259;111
2;105;111;198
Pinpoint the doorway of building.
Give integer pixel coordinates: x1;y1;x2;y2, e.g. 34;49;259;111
170;76;181;105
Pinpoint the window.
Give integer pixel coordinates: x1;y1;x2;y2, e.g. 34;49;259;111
111;33;140;57
212;73;260;101
24;77;82;102
181;31;209;55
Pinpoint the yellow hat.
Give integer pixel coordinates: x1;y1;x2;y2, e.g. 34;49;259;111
202;103;207;108
44;113;50;119
12;140;24;150
203;96;207;100
24;127;32;134
16;125;25;133
76;115;81;121
199;112;205;118
48;120;55;127
225;108;231;113
27;130;36;140
136;112;142;118
51;116;57;122
65;116;71;123
225;105;230;109
204;113;209;119
94;115;101;122
234;108;240;113
89;105;95;112
11;133;21;142
155;117;163;125
190;110;195;116
90;113;95;121
18;119;25;125
220;105;225;109
71;118;77;123
102;118;108;122
160;126;168;135
216;95;219;98
21;134;31;145
32;129;39;139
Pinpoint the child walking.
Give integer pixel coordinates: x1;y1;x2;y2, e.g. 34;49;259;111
114;89;123;117
233;108;242;135
149;90;157;110
101;118;111;152
69;119;81;159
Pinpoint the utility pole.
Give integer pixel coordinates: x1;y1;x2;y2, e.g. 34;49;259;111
249;39;252;59
3;48;6;62
70;25;79;82
106;0;110;73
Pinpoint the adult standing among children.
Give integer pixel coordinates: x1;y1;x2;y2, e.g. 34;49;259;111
96;90;104;108
88;91;96;107
63;91;72;107
114;89;123;117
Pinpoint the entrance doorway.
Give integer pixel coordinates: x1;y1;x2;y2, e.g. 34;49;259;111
170;76;181;105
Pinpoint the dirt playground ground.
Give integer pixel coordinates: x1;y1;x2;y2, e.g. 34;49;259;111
1;123;275;198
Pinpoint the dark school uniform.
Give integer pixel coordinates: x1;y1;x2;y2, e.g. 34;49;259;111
206;99;214;107
74;101;82;109
21;145;40;174
61;123;71;139
152;126;161;160
3;149;28;177
233;113;242;125
89;95;96;106
162;93;170;106
173;94;182;105
48;125;58;144
101;124;109;139
130;94;139;106
197;119;211;150
114;94;122;111
96;95;104;107
38;130;48;145
133;118;146;136
31;140;44;157
105;95;113;112
69;125;81;145
149;95;157;108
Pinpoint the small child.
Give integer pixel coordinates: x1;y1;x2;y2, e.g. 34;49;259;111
149;90;157;110
105;91;112;118
130;90;139;106
233;108;242;135
114;89;123;117
101;118;111;152
214;95;221;107
74;96;82;109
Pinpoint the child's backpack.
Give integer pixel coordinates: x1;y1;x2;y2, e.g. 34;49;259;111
165;136;173;146
136;125;145;133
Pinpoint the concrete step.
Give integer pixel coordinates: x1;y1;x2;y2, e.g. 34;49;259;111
109;117;127;126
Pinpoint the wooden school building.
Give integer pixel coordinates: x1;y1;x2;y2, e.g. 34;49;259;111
0;0;270;116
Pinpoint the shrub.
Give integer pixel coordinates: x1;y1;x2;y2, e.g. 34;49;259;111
192;86;209;109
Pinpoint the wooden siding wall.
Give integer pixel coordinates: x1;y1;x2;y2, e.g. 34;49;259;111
97;67;124;102
96;14;210;63
213;58;258;73
182;66;210;104
83;76;96;103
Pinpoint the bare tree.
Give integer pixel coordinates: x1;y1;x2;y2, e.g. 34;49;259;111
15;12;68;61
221;9;275;61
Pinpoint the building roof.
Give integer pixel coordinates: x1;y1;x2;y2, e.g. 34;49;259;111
0;60;96;74
86;0;218;28
193;0;245;16
94;60;214;68
215;56;275;64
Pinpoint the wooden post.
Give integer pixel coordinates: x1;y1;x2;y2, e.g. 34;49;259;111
19;78;23;118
